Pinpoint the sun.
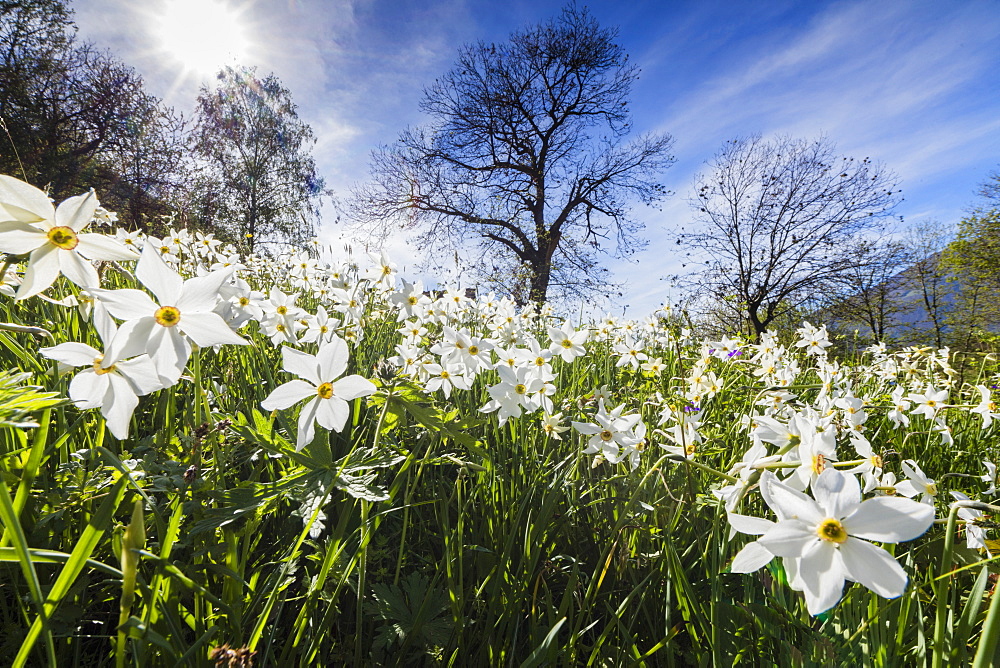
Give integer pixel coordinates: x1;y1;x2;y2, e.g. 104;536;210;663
154;0;250;76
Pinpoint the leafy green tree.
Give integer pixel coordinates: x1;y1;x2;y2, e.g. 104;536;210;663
351;5;674;304
939;207;1000;345
193;66;326;255
0;0;190;229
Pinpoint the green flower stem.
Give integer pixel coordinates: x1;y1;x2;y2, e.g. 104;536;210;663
934;500;1000;668
667;454;739;482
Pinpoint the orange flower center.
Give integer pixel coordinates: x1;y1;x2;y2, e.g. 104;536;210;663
92;355;116;375
817;519;847;543
154;305;181;327
47;226;78;250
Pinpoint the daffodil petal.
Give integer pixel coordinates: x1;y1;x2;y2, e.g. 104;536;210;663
177;311;247;347
59;248;98;288
0;175;52;222
728;513;775;536
0;221;46;254
839;537;908;598
315;396;349;432
295;396;320;450
75;233;139;261
69;370;106;409
106;317;157;364
148;326;190;384
41;342;100;367
812;468;861;520
136;243;183;305
261;379;315;411
731;541;774;573
842;497;935;543
102;373;139;440
115;355;164;396
176;267;234;313
281;346;322;385
799;542;846;615
17;243;61;300
55;190;99;231
758;519;816;558
762;474;825;524
331;375;376;401
90;288;158;321
317;337;348;381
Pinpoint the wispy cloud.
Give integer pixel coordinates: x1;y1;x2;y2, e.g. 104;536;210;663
65;0;1000;317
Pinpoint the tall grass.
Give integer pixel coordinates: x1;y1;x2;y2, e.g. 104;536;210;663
0;254;997;667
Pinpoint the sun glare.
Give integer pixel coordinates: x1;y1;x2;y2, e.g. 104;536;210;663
154;0;250;76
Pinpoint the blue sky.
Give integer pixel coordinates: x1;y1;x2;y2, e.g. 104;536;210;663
73;0;1000;317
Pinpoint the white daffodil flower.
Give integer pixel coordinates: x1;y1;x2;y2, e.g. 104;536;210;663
950;491;990;552
541;412;569;440
547;320;588;363
971;385;1000;430
982;460;997;496
0;175;138;299
895;459;938;504
91;243;248;384
480;364;543;426
734;469;934;615
572;400;643;464
40;306;162;439
260;338;376;450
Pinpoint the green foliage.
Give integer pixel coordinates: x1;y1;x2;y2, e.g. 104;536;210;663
937;208;1000;348
0;0;189;229
0;369;63;428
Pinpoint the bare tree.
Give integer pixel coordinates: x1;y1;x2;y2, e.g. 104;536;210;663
681;134;901;337
826;240;913;342
979;167;1000;203
900;221;954;348
349;5;675;304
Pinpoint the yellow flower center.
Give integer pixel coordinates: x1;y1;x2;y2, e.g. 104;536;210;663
599;429;614;442
926;483;937;496
316;382;334;399
514;383;526;395
276;305;288;315
154;305;181;327
92;355;116;375
382;265;392;275
408;296;418;305
817;518;848;543
47;226;79;250
561;340;572;348
469;345;479;355
440;370;450;379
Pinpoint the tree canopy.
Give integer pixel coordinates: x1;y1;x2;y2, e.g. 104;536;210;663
193;66;327;255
